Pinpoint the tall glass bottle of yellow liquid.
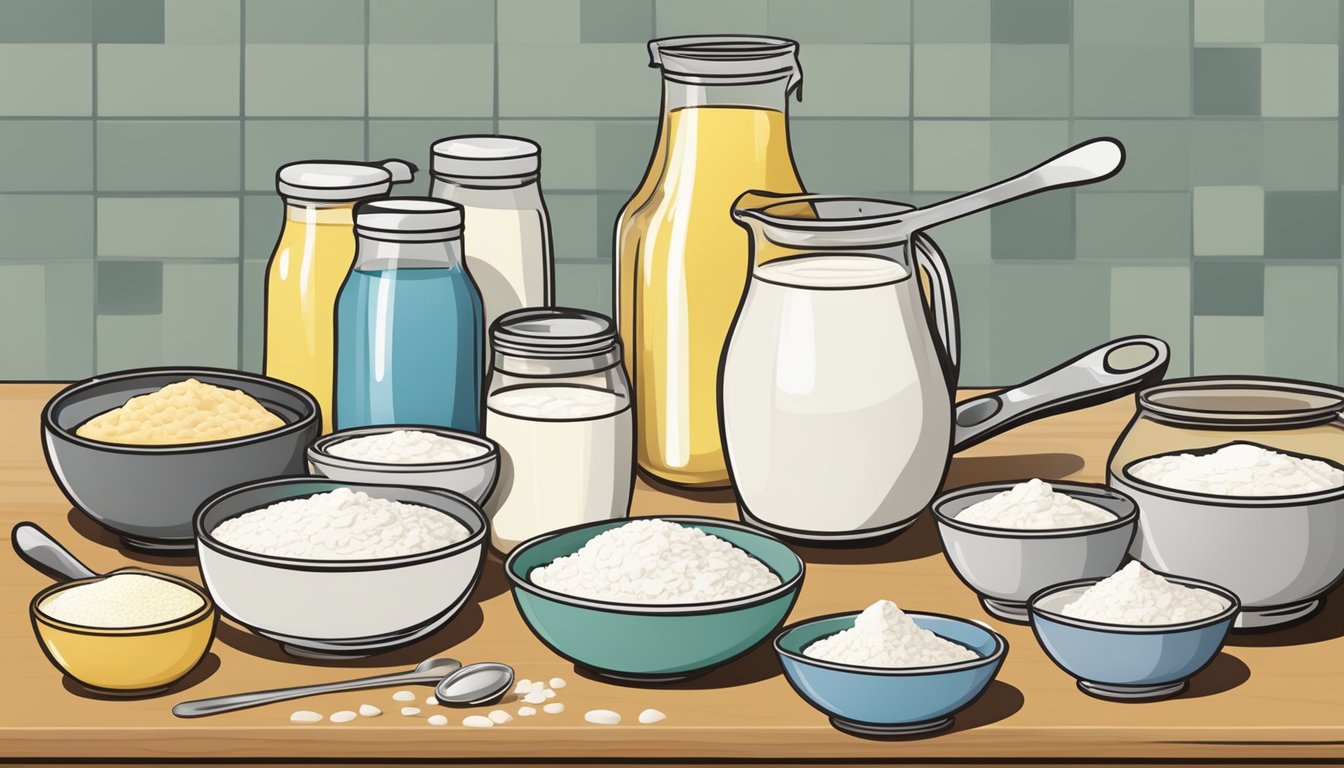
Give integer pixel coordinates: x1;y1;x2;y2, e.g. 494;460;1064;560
614;37;805;488
264;159;415;433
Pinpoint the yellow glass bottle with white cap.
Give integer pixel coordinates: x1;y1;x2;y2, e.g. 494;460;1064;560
614;37;805;488
263;159;415;433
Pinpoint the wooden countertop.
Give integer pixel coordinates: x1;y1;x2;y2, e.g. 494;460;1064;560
0;383;1340;766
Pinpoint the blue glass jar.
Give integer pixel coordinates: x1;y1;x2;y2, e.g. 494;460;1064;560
335;198;484;431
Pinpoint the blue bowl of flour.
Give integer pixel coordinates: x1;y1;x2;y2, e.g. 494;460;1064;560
1028;573;1239;701
774;611;1007;737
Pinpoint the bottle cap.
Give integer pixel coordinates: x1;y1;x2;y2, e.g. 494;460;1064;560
492;308;619;358
431;136;541;181
648;35;803;98
354;198;463;241
277;159;416;202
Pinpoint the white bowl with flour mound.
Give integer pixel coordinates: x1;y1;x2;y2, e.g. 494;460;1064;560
196;479;487;658
932;480;1138;622
308;425;499;504
1116;440;1344;630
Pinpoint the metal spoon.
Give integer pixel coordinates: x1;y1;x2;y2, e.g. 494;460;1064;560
172;657;461;718
12;522;100;582
434;661;514;708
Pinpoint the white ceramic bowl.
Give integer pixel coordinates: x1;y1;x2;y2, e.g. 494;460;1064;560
195;478;487;658
1114;446;1344;630
307;425;499;505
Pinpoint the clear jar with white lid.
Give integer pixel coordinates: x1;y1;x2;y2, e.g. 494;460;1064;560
484;308;633;553
430;136;554;362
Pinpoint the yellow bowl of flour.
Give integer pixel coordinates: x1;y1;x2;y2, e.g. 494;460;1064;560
30;568;217;695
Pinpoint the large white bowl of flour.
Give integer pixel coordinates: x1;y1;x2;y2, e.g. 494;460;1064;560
195;478;487;658
1115;441;1344;630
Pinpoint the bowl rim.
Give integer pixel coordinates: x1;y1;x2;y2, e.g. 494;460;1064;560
931;480;1139;538
30;567;216;636
194;477;488;572
1027;571;1242;634
308;424;499;471
1117;441;1344;506
41;366;320;454
504;515;806;616
1136;375;1344;429
773;610;1008;676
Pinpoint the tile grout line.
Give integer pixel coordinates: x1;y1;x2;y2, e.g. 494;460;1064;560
237;0;247;370
364;0;371;160
90;11;98;375
493;0;500;135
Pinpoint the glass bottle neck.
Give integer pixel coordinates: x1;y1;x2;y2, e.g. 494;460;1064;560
663;75;794;113
353;236;464;271
492;347;622;378
284;200;355;226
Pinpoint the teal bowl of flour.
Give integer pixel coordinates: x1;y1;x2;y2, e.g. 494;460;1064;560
504;516;804;683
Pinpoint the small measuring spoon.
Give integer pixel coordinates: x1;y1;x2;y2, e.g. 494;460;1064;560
434;661;514;708
172;657;462;718
12;522;99;583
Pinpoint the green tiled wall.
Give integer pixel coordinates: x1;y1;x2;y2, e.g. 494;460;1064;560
0;0;1340;386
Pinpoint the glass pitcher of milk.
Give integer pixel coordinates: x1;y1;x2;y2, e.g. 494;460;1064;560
721;193;958;543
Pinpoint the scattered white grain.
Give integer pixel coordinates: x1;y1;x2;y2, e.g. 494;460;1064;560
427;714;449;726
329;710;357;723
956;478;1114;529
358;704;381;717
522;691;547;705
518;706;537;717
528;681;545;693
530;519;782;604
543;703;565;714
1062;561;1228;625
392;690;416;702
400;706;421;717
804;599;978;668
488;709;513;724
638;709;666;724
424;695;438;706
289;710;322;723
548;677;566;689
542;688;556;699
463;715;494;728
514;678;532;693
585;709;621;725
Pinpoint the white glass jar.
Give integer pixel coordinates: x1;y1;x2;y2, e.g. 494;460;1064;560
484;308;633;553
430;136;554;361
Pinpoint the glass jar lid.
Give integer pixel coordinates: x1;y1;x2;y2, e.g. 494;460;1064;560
649;35;803;96
1137;377;1344;429
492;308;618;358
354;198;463;242
431;135;540;181
277;159;416;203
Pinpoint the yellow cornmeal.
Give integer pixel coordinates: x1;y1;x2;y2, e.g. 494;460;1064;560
76;378;284;445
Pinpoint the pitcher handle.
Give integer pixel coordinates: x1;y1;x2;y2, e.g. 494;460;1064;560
912;233;960;376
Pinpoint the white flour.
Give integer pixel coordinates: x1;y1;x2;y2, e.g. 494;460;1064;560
529;519;780;604
956;479;1114;529
40;573;203;628
1130;442;1344;497
211;488;469;560
327;429;488;464
1061;561;1227;625
804;599;978;668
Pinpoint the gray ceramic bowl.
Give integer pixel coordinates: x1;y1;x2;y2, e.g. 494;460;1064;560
196;478;487;659
1115;445;1344;630
932;481;1138;622
307;425;499;504
42;367;319;553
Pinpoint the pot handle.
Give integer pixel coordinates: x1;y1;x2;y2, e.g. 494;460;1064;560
952;336;1170;452
913;234;960;374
